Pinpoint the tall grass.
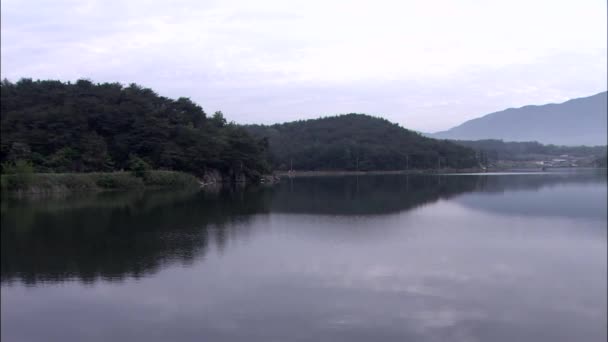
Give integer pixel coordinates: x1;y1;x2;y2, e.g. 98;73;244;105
142;170;201;188
0;171;200;195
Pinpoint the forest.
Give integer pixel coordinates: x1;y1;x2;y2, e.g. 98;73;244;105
1;79;482;183
451;139;607;163
244;114;478;171
0;79;270;182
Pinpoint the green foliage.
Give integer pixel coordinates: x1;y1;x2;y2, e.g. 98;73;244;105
1;159;34;175
212;111;227;128
0;79;269;181
0;160;35;191
95;173;144;189
452;139;607;162
128;155;151;179
0;171;198;193
45;147;79;172
142;170;200;188
1;173;94;193
244;114;478;171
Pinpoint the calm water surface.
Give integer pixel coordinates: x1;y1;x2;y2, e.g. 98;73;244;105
1;171;606;341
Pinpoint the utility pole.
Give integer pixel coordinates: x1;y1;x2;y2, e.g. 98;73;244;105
405;154;409;170
288;157;295;177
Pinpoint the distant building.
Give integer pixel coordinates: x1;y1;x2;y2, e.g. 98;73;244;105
551;159;570;167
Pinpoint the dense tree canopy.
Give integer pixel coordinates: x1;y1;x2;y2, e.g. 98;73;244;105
244;114;478;171
0;79;270;181
452;139;607;162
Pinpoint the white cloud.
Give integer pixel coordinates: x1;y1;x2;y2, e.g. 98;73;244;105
1;0;606;131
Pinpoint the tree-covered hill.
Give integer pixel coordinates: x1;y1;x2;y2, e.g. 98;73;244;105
244;114;478;171
0;79;270;181
451;139;607;163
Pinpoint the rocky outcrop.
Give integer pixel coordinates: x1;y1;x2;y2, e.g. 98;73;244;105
200;169;223;186
199;168;269;187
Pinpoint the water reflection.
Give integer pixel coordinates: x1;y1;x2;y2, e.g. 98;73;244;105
1;188;270;284
1;171;605;285
269;171;607;215
1;171;606;342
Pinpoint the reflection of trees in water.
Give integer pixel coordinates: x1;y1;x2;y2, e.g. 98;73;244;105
1;188;273;285
464;171;606;193
267;172;605;216
270;175;480;215
2;171;604;285
453;172;607;219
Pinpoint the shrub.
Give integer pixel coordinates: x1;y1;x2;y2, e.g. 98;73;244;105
143;171;200;188
0;170;198;194
94;172;143;189
1;159;34;175
128;156;151;179
55;173;97;191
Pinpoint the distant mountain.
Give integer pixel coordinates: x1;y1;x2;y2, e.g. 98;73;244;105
244;114;477;171
430;92;607;146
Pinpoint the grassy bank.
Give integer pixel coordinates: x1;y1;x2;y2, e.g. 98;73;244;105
0;171;201;195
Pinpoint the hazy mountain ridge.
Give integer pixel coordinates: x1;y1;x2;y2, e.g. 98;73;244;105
431;92;607;146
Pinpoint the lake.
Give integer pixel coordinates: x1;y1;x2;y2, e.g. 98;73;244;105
1;171;606;342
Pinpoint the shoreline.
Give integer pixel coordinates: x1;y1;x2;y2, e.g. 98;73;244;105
274;168;493;177
273;167;604;178
0;171;202;196
4;167;602;195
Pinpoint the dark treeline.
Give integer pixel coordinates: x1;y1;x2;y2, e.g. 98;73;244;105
451;139;607;162
0;79;270;181
244;114;478;171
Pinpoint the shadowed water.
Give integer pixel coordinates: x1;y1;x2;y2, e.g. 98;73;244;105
1;171;606;342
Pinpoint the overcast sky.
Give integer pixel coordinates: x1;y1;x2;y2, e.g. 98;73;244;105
1;0;606;132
